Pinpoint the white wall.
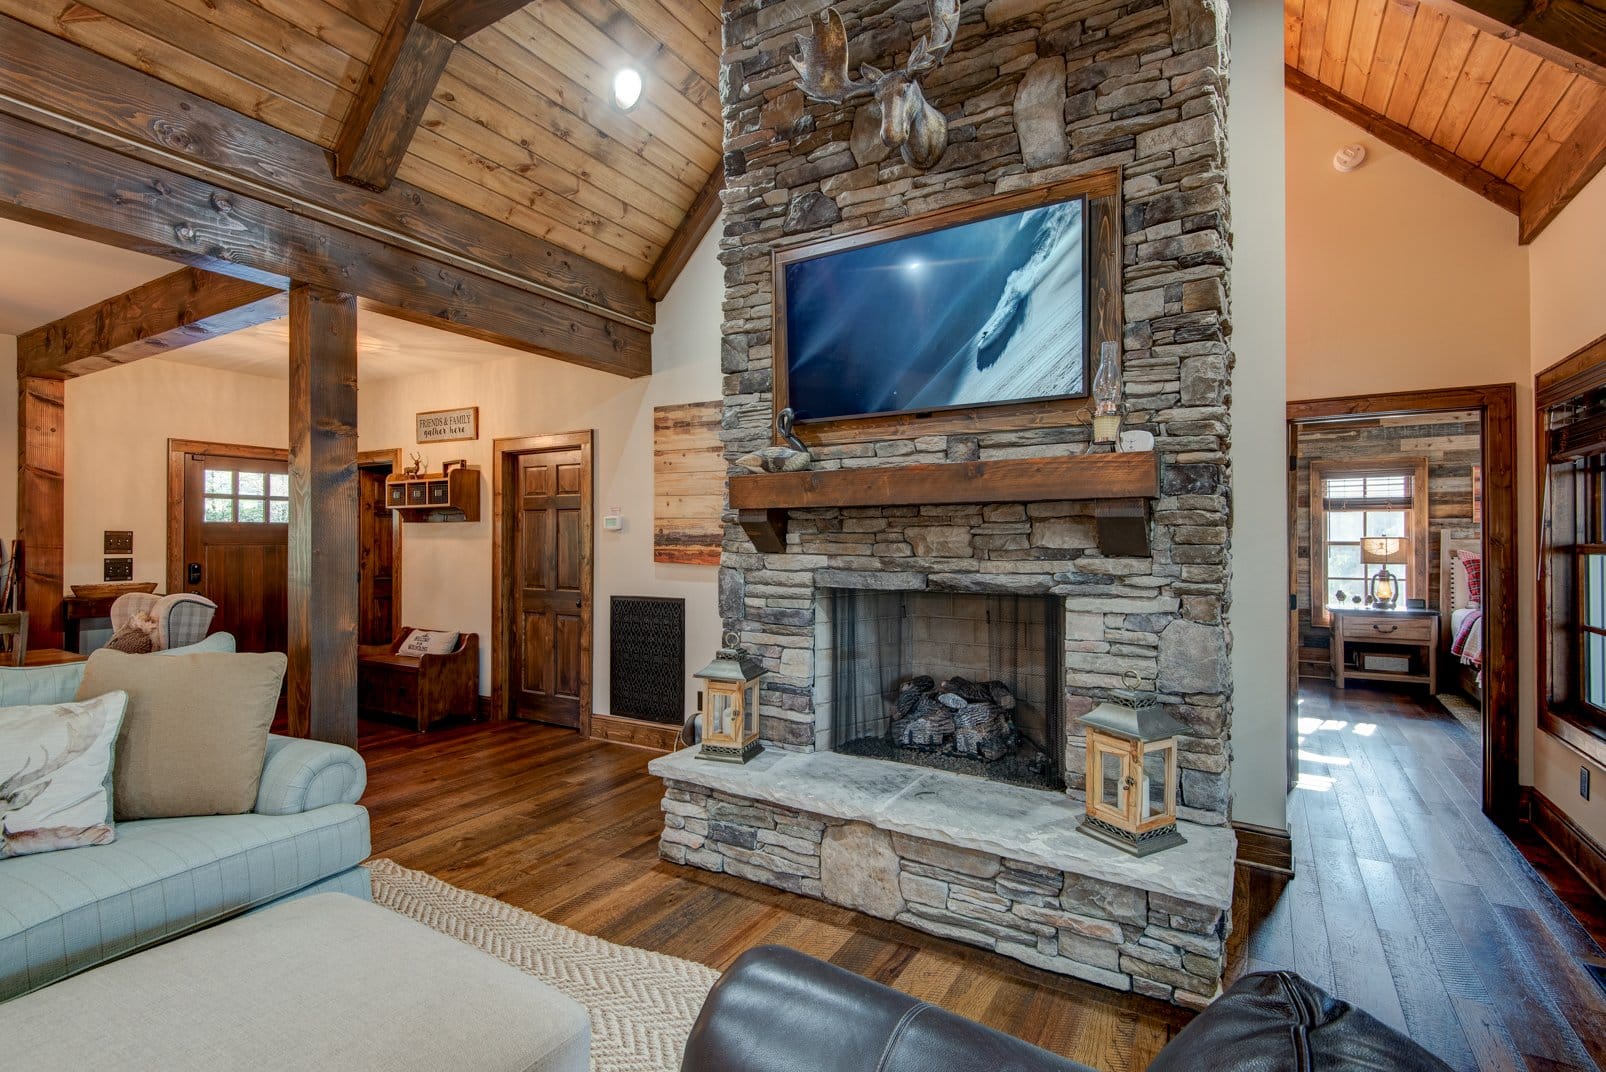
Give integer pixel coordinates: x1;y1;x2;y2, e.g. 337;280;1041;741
1228;0;1290;834
357;223;726;712
1528;170;1606;843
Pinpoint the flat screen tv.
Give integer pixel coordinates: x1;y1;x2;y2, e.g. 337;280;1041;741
775;188;1089;425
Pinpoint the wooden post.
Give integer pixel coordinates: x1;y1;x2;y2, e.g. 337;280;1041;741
287;284;359;746
17;377;65;651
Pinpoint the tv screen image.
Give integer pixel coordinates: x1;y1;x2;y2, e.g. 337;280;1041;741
780;195;1086;424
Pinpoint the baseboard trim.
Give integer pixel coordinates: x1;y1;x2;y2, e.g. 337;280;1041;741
1525;787;1606;901
588;712;682;753
1232;820;1294;877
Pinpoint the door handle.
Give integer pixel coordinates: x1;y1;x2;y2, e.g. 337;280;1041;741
187;562;202;585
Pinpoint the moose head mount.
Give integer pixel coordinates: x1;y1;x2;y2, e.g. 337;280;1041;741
791;0;961;171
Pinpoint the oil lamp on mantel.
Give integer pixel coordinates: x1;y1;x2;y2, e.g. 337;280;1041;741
1078;673;1187;856
693;632;766;764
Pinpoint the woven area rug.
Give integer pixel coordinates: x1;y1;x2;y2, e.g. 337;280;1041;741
367;859;718;1072
1434;691;1482;736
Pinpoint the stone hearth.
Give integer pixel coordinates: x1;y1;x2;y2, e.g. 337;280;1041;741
652;748;1234;1007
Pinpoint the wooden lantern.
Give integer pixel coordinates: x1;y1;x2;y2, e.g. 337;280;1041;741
1078;682;1187;856
693;633;765;763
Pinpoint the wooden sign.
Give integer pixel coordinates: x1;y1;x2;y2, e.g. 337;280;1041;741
654;402;724;566
416;406;479;443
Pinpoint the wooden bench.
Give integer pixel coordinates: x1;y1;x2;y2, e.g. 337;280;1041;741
358;629;480;732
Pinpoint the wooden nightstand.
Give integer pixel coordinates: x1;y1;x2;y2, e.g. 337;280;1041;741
1330;607;1439;693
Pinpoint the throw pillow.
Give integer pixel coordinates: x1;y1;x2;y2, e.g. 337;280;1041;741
397;629;461;657
105;624;155;655
74;649;286;820
0;692;128;857
1464;553;1483;605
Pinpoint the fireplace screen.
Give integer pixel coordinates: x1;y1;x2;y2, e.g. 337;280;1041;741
827;589;1064;791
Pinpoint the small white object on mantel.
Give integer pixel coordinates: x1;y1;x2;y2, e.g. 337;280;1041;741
1117;429;1154;453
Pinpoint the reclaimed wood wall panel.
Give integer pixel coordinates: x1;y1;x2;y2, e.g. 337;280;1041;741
652;402;724;566
18;377;65;651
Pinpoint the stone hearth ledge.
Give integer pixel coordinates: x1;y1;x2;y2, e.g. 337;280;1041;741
648;748;1235;911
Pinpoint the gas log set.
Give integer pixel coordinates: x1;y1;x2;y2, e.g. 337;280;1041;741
892;675;1018;762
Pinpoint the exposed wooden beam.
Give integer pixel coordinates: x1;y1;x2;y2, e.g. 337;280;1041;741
18;378;64;652
1285;66;1522;213
0;13;652;329
1418;0;1606;83
287;284;359;746
419;0;537;41
17;268;288;379
1520;100;1606;242
334;0;455;192
647;166;725;302
0;112;650;378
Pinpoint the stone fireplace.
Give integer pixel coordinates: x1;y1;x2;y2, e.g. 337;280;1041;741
651;0;1236;1008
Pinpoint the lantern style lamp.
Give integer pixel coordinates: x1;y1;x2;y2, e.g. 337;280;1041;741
1078;678;1188;856
1091;341;1123;443
693;632;765;763
1361;536;1408;610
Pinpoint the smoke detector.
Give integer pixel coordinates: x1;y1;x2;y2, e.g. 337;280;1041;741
1333;144;1367;173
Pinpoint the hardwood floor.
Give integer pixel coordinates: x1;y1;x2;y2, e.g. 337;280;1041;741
356;687;1606;1072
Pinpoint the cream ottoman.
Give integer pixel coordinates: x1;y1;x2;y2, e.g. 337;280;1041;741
0;892;591;1072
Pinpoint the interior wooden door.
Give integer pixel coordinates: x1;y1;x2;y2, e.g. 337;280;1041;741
181;453;289;653
357;464;397;646
510;446;589;727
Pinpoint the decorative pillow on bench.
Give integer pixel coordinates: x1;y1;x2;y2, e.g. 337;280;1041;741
0;692;128;857
75;649;286;820
396;630;461;657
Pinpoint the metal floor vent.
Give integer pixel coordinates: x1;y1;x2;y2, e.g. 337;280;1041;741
610;596;685;725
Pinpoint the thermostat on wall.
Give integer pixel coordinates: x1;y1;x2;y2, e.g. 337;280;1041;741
603;508;623;532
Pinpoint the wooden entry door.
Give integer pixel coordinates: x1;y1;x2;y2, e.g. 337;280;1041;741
497;433;593;729
357;457;400;646
179;450;290;654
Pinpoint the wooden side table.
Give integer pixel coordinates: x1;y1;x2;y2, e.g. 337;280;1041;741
1330;607;1439;693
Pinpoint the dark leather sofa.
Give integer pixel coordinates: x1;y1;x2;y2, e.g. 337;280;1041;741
682;945;1453;1072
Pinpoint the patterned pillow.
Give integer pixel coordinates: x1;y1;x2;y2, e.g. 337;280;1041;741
397;629;461;657
0;692;128;858
1463;553;1482;605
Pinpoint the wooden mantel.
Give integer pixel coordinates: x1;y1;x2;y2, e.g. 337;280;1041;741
728;452;1161;557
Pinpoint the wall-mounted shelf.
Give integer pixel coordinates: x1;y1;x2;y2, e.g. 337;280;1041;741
728;452;1160;556
386;467;480;523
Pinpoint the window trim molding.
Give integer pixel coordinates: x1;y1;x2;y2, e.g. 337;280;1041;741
1309;455;1430;629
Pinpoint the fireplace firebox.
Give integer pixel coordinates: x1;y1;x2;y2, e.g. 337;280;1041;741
823;589;1064;792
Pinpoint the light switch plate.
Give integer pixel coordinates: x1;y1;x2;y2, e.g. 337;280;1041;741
1583;766;1592;801
104;530;133;554
103;557;134;582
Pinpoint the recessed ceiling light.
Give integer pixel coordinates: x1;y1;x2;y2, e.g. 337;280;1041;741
612;68;643;112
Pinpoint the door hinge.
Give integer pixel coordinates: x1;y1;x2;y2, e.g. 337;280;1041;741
1289;593;1298;611
1289;455;1297;472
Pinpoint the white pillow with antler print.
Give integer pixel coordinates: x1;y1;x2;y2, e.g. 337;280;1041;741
0;692;128;858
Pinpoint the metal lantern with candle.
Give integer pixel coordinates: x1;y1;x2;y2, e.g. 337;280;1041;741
1091;341;1123;444
1361;536;1408;610
693;632;766;763
1078;673;1187;856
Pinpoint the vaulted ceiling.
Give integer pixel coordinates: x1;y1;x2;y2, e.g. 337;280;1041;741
2;0;724;281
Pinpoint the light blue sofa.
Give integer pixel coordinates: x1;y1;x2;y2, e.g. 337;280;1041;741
0;635;371;1001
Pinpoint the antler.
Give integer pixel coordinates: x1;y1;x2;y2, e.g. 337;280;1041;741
791;8;875;103
905;0;961;74
0;708;101;813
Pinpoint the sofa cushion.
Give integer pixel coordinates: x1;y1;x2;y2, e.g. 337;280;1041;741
0;804;369;1000
0;633;240;709
0;693;128;858
75;649;284;819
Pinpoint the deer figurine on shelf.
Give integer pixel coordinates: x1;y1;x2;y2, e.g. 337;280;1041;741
791;0;961;171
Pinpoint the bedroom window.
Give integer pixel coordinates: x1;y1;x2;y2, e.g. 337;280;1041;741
1309;458;1429;628
1579;547;1606;715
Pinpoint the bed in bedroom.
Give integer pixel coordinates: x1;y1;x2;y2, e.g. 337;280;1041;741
1441;537;1483;701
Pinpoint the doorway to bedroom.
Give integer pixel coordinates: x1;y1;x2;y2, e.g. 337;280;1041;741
1286;385;1518;824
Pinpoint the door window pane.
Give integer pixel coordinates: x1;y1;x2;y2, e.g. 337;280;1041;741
204;469;233;495
269;500;289;524
269;473;289;498
237;499;267;523
203;497;234;522
237;472;266;496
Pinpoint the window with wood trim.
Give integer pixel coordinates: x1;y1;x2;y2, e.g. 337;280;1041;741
1545;416;1606;730
1309;457;1429;628
203;468;290;525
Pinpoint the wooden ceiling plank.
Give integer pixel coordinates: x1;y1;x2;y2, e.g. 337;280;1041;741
566;0;721;122
0;1;336;144
1508;74;1603;183
333;0;455;190
1385;4;1449;121
1362;0;1421;112
1520;95;1606;240
1286;64;1522;211
1407;16;1480;134
419;0;536;41
243;0;383;58
17;267;288;379
646;165;724;302
303;0;393;34
1454;44;1544;160
1343;0;1390;100
0;111;651;374
433;58;700;210
0;13;652;325
1300;0;1331;75
1431;31;1514;149
611;0;722;81
1320;0;1362;87
1412;0;1606;83
148;0;369;94
1287;0;1308;69
1480;65;1577;176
